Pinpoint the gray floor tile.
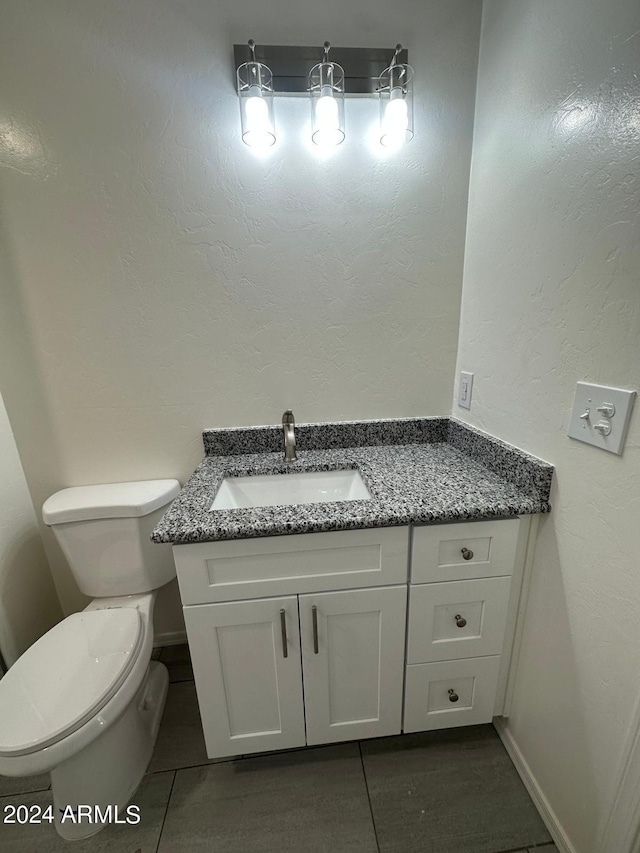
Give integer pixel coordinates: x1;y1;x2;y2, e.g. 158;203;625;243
157;742;378;853
361;724;551;853
0;773;50;797
0;770;174;852
159;644;193;683
148;680;224;773
529;845;558;852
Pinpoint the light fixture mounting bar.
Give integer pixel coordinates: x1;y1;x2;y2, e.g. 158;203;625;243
232;44;409;94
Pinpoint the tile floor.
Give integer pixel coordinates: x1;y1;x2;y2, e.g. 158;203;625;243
0;645;559;853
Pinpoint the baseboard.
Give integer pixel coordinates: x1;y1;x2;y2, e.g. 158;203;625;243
153;629;187;647
596;689;640;853
493;717;576;853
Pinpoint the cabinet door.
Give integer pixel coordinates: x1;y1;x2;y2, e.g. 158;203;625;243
184;596;305;758
299;586;407;745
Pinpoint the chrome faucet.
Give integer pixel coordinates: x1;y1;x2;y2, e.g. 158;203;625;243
282;410;297;462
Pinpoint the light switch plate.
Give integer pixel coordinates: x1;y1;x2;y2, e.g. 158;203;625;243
568;382;636;455
458;371;473;410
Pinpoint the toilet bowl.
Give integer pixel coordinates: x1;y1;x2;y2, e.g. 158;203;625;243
0;479;180;840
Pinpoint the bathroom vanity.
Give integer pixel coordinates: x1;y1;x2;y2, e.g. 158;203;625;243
152;417;552;760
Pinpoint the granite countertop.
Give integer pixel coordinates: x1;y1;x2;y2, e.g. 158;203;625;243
152;418;553;545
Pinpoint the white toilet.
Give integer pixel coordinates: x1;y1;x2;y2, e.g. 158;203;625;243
0;479;181;840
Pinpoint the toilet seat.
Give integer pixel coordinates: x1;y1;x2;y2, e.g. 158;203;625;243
0;608;143;757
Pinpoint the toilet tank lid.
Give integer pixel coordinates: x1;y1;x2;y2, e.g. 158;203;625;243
42;479;181;525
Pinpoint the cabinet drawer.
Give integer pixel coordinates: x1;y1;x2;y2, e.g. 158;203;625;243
411;519;519;583
407;577;512;663
174;526;409;604
404;656;501;732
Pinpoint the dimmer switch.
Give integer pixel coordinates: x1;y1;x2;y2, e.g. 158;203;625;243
568;382;636;455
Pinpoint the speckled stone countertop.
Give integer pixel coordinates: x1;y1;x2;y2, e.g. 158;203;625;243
152;418;553;545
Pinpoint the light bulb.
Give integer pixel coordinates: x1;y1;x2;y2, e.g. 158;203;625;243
381;94;408;147
316;95;339;128
244;95;269;147
315;96;340;145
312;88;344;147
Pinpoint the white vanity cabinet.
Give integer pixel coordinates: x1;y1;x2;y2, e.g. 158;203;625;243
173;516;533;758
174;527;409;758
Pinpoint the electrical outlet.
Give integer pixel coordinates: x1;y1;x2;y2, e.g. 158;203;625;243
458;372;473;410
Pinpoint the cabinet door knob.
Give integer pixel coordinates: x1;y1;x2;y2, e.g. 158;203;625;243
455;614;467;628
279;609;288;659
448;689;459;703
312;605;319;654
461;547;474;561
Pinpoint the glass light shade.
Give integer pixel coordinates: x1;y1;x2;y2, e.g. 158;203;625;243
237;61;276;148
378;63;414;146
308;61;345;147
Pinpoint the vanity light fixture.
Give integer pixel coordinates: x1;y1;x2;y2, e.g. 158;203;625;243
236;39;276;148
233;42;412;148
378;44;414;146
308;42;345;147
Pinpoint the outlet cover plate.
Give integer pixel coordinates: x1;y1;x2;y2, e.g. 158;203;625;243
568;382;636;455
458;372;474;410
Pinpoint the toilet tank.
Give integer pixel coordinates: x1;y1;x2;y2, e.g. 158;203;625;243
42;480;181;598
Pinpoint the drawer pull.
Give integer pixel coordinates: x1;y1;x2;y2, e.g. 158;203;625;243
448;689;459;703
312;605;319;654
461;547;474;561
279;609;288;659
454;614;467;628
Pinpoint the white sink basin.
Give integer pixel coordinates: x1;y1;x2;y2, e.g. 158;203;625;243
210;469;371;511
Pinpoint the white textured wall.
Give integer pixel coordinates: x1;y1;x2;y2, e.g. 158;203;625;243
0;391;62;666
456;2;640;849
0;0;480;619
